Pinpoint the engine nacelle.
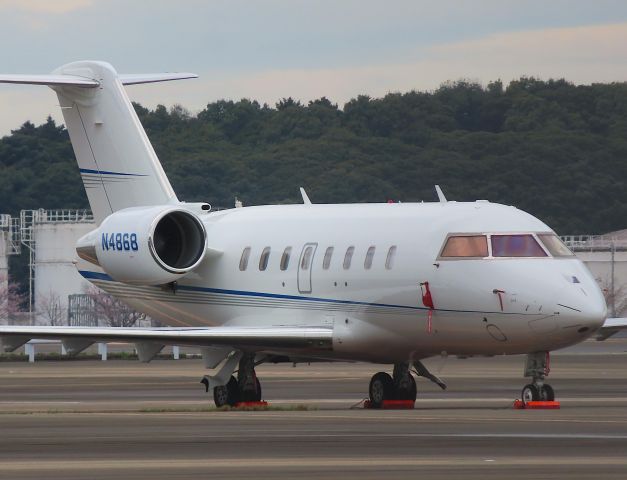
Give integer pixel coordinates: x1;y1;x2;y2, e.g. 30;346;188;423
76;205;207;285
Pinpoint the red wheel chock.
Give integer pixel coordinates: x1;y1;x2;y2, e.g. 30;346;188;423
513;399;560;409
364;399;415;409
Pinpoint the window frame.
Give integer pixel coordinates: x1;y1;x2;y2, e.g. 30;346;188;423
385;245;397;270
239;247;251;271
300;245;314;271
364;246;376;269
280;246;292;271
343;246;355;270
437;232;552;260
537;233;575;258
437;233;490;260
259;246;271;271
322;246;334;270
490;233;548;258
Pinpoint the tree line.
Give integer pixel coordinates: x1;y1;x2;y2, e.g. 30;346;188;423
1;77;626;235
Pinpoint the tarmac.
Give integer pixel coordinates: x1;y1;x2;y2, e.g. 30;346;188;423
0;337;626;479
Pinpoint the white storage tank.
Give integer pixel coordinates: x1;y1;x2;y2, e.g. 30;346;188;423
30;210;95;323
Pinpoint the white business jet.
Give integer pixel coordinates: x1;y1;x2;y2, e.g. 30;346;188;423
0;61;622;407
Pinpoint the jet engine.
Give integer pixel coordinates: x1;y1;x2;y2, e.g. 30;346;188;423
76;205;207;285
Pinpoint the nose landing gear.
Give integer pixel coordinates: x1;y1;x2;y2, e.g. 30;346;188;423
522;351;555;403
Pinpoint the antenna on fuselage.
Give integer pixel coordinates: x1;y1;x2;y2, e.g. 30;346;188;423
300;187;312;205
435;185;447;203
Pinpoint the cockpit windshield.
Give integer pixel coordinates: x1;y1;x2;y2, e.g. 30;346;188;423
491;234;546;257
538;233;574;257
439;232;574;259
440;235;488;257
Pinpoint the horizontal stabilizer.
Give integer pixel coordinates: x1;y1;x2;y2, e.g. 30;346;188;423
0;74;99;87
0;73;198;87
119;73;198;85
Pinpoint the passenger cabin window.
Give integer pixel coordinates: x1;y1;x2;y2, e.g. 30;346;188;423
301;246;314;270
441;235;488;258
323;247;334;270
538;234;574;257
239;247;251;271
385;246;397;269
280;247;292;270
343;246;355;269
364;246;375;269
259;247;271;270
491;235;547;257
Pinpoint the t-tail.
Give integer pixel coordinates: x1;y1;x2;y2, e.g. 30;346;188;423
0;61;197;223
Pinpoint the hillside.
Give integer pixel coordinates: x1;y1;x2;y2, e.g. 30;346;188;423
2;78;627;235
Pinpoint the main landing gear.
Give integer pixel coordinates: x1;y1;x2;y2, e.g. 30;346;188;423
208;353;262;407
521;351;555;403
368;361;447;408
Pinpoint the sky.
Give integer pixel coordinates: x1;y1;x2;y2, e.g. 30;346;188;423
1;0;627;135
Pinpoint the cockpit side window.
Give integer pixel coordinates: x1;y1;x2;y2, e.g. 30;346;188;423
538;234;574;257
491;234;547;257
440;235;488;258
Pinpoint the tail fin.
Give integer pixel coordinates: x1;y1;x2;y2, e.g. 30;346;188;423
0;61;197;223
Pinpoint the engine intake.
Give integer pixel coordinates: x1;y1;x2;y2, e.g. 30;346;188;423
77;205;207;285
150;210;206;273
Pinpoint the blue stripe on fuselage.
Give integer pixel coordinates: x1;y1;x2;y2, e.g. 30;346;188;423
78;270;420;311
77;269;533;316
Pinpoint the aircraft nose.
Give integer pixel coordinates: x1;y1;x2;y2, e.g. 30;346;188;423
580;293;607;332
556;268;607;334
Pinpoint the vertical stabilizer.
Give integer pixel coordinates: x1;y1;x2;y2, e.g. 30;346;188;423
51;61;178;223
0;61;197;224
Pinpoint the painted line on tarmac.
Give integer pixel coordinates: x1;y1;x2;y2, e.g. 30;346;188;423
10;432;627;442
1;456;627;471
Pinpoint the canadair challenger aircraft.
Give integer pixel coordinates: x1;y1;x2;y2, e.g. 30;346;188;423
0;61;624;407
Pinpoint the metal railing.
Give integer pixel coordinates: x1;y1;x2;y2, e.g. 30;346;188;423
30;209;94;224
560;235;627;252
0;214;21;255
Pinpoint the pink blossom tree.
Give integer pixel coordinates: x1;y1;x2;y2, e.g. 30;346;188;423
37;290;67;326
84;285;145;327
0;274;26;322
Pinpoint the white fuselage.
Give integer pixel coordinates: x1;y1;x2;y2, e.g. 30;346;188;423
84;200;607;363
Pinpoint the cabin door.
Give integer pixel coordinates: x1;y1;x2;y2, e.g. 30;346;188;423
297;243;317;293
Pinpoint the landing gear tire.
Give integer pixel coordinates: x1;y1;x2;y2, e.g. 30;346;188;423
214;375;239;407
255;377;262;402
521;384;540;404
395;374;417;401
369;372;394;408
540;384;555;401
239;375;262;402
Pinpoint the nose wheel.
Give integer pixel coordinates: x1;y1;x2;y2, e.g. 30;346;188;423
521;383;555;402
522;351;556;403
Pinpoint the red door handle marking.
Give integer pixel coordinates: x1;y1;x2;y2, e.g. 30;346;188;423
493;289;505;311
420;282;435;333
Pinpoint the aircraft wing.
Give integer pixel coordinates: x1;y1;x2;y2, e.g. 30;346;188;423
596;318;627;341
0;325;333;357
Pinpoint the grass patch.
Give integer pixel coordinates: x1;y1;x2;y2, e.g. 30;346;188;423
0;404;316;415
140;404;315;413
